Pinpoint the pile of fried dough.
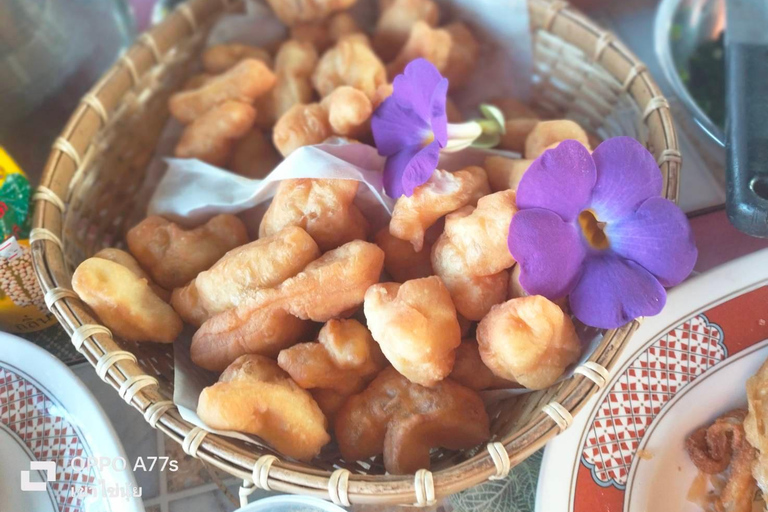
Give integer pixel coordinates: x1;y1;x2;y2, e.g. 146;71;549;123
686;360;767;511
71;0;596;474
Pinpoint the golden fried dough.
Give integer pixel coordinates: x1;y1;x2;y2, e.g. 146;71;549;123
202;43;272;74
389;167;490;251
291;12;362;52
266;0;357;26
524;120;590;159
499;118;539;153
477;296;581;389
260;178;370;251
364;276;461;386
371;82;394;110
272;103;333;156
335;367;490;474
126;214;248;290
197;355;330;461
450;340;517;391
311;388;348;425
374;227;432;282
278;319;386;394
745;359;768;506
169;59;276;124
321;86;373;137
373;0;439;61
432;236;508;320
175;101;256;166
229;128;282;179
484;156;532;192
192;241;385;371
442;23;480;89
443;191;516;275
72;258;182;343
171;226;320;326
94;248;170;301
312;34;387;99
387;21;450;79
183;73;213;91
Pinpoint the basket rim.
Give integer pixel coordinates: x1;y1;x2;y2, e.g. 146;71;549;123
30;0;679;506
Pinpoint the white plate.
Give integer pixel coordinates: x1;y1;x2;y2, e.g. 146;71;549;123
536;248;768;512
0;332;144;512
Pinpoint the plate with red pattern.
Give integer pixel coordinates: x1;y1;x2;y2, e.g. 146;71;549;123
536;248;768;512
0;332;143;512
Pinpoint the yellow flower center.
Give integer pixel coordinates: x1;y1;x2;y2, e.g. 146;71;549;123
578;209;609;250
422;130;435;147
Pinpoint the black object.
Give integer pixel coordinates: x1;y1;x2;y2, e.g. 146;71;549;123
725;0;768;237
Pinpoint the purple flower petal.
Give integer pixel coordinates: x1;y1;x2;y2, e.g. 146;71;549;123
372;97;431;156
383;140;441;197
429;76;448;146
392;59;447;123
606;196;697;287
570;254;666;329
590;137;663;221
509;208;586;299
516;140;596;222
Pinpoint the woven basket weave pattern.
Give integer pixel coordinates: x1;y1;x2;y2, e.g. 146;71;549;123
31;0;679;505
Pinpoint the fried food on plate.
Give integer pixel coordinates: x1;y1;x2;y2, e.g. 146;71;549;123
197;355;330;461
126;214;248;290
175;100;256;166
524;119;590;160
686;409;758;512
489;97;539;120
373;0;439;61
291;12;362;52
321;85;373;137
312;34;387;99
265;0;357;26
202;43;272;74
389;167;490;252
374;227;432;282
278;319;386;394
364;276;461;386
191;241;385;371
93;248;170;301
441;23;479;89
498;118;539;154
335;367;490;474
259;178;370;251
450;340;517;391
745;359;768;509
477;296;581;389
171;226;320;326
169;59;276;124
311;388;348;424
431;229;508;321
72;258;182;343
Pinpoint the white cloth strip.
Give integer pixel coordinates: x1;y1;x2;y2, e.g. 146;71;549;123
71;324;112;351
487;442;511;480
96;350;137;380
52;137;82;167
33;186;66;212
44;287;78;310
328;468;351;506
542;401;574;432
413;469;436;507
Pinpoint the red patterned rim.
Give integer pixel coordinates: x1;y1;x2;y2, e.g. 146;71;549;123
0;362;103;512
573;284;768;511
536;248;768;512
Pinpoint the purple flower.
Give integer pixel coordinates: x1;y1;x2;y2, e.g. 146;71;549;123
372;58;448;198
508;137;697;329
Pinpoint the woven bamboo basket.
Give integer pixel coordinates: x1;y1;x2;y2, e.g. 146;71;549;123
31;0;681;506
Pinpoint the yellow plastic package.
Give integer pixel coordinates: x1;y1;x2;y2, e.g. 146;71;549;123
0;148;58;333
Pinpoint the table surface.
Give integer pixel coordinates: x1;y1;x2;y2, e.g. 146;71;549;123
6;0;768;511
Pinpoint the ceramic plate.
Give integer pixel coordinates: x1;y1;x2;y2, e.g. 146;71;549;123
536;248;768;512
0;332;143;512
